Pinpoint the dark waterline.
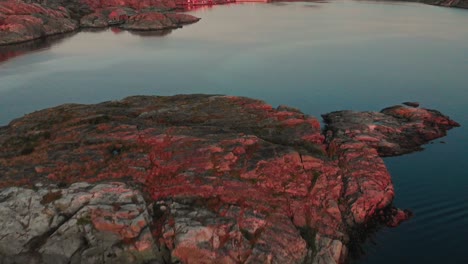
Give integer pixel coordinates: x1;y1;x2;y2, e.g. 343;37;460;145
0;1;467;263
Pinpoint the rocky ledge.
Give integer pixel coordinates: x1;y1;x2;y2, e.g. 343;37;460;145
0;95;459;263
0;0;208;45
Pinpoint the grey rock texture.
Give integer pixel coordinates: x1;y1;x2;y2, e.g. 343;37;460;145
0;182;163;264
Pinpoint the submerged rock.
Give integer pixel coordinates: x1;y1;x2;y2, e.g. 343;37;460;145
0;95;459;263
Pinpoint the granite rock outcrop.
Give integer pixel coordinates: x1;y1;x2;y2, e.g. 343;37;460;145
0;0;204;45
0;0;78;45
0;95;459;263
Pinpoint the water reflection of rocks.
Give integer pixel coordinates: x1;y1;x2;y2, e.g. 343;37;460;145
0;27;175;64
0;32;77;64
128;29;173;37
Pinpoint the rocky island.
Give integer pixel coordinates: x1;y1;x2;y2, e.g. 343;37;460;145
0;94;459;263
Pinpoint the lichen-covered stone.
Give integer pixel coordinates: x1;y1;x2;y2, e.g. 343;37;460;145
0;182;161;263
0;0;203;45
0;1;78;45
0;95;459;263
121;12;200;31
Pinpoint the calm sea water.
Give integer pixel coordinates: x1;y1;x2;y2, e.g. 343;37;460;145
0;1;467;263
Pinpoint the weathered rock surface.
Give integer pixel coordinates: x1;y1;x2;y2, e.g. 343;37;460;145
80;7;137;28
0;182;161;263
0;0;78;45
0;95;459;263
121;11;200;31
0;0;203;45
79;6;199;29
323;105;460;157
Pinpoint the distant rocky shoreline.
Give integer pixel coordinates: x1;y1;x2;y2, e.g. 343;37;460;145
0;94;459;263
1;0;467;46
0;0;216;45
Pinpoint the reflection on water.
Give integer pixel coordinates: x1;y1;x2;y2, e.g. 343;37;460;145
0;32;77;64
184;3;226;11
302;4;321;7
0;1;467;264
78;26;175;37
128;29;174;37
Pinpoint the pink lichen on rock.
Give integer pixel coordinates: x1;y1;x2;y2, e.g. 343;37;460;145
0;95;459;263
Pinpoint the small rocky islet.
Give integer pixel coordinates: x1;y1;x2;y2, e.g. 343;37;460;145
0;94;460;263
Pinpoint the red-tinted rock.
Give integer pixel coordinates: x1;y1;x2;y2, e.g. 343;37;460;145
81;0;178;10
121;11;200;30
121;12;176;30
165;12;201;24
385;208;413;228
0;95;459;263
0;0;78;45
80;7;136;27
0;0;205;45
323;104;459;156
